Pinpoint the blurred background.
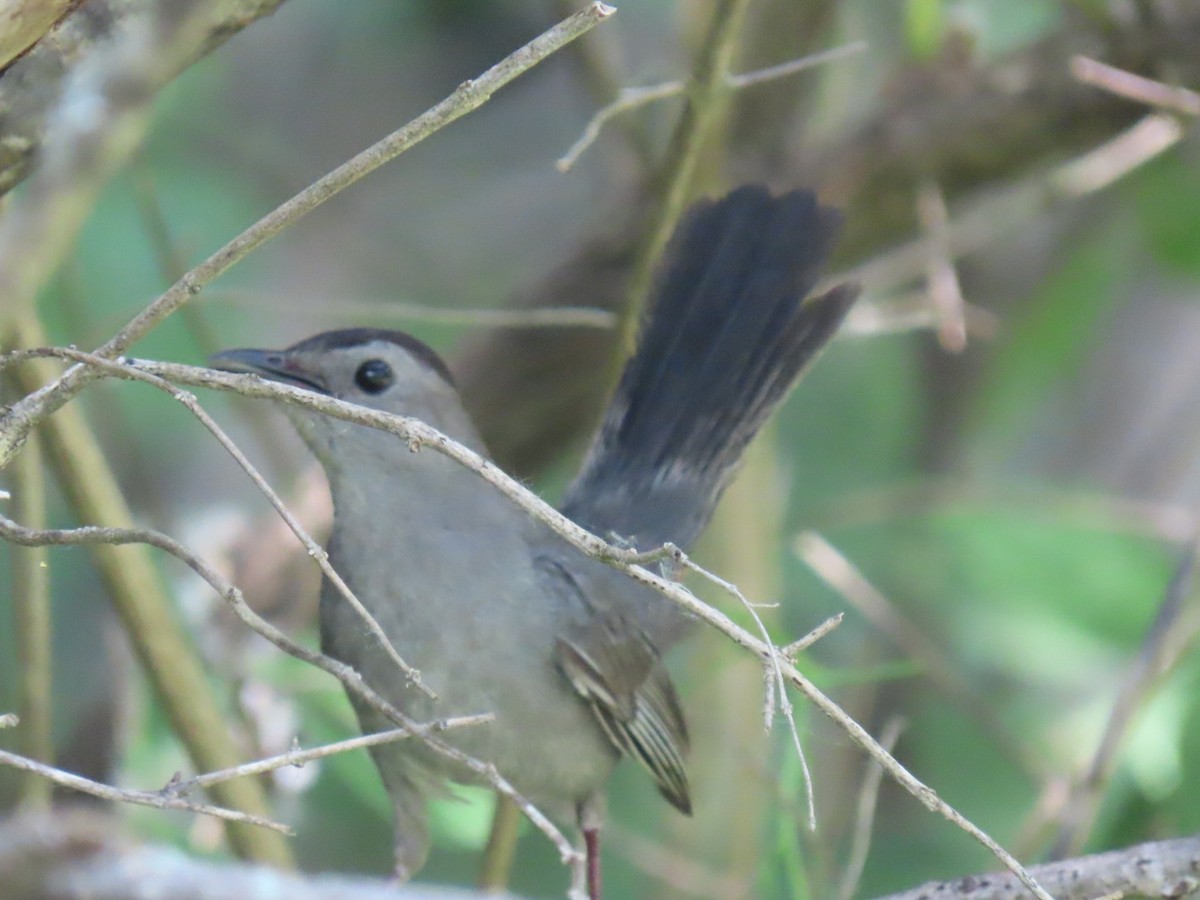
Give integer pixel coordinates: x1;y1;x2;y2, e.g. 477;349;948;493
3;0;1200;897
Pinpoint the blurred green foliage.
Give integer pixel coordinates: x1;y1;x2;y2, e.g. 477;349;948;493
4;1;1200;898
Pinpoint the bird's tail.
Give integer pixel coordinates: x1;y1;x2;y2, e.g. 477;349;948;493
561;185;858;549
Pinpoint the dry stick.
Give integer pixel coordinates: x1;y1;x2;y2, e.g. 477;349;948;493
557;41;866;171
13;347;419;696
60;356;1054;900
0;354;584;877
2;721;491;836
0;2;616;471
0;748;291;834
1070;54;1200;117
208;287;617;329
1052;112;1182;196
836;716;905;900
915;181;967;354
549;0;655;168
1048;542;1200;859
5;370;53;808
872;835;1200;900
0;511;580;876
672;551;819;832
809;477;1195;548
782;613;844;659
4;319;291;868
795;530;1048;782
173;720;491;796
613;0;754;359
842;292;1000;341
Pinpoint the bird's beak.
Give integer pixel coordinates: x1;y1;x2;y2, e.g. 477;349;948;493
209;347;328;393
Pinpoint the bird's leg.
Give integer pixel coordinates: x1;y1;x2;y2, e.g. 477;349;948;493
577;795;606;900
584;824;602;900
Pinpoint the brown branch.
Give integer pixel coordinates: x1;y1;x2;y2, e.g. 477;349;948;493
871;834;1200;900
0;1;615;472
614;0;754;358
0;1;257;323
29;352;1054;899
0;809;513;899
1047;541;1200;858
0;748;293;834
171;721;491;797
5;351;53;808
0;0;290;196
456;5;1200;484
0;349;582;878
2;316;293;867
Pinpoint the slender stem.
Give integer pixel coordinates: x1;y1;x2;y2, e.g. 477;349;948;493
614;0;753;360
0;2;616;470
479;795;523;892
0;748;291;834
7;354;53;808
4;319;293;867
4;349;1052;898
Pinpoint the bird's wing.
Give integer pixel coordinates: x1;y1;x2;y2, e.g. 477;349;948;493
556;615;692;814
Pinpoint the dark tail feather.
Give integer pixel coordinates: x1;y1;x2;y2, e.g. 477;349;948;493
561;185;858;549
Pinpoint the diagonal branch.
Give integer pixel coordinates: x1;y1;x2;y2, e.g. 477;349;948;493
3;349;1054;900
0;2;616;471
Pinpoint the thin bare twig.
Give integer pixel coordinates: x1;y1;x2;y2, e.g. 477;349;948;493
795;530;1046;781
6;367;53;807
1052;112;1182;196
209;288;617;329
842;292;1000;341
671;547;818;831
916;181;967;353
836;717;905;900
38;354;1055;899
1048;541;1200;858
1070;55;1200;117
808;477;1195;546
781;613;844;659
0;2;616;470
171;719;492;796
557;41;866;171
0;507;579;875
0;748;292;834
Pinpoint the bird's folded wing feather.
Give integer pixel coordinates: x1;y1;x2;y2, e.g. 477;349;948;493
556;618;692;814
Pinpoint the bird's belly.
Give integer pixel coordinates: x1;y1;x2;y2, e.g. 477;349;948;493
319;578;616;821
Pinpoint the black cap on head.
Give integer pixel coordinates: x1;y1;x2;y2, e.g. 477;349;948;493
287;328;455;386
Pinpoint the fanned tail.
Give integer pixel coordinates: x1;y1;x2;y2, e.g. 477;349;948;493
561;185;858;549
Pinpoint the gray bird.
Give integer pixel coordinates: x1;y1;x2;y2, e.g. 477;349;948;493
212;185;858;898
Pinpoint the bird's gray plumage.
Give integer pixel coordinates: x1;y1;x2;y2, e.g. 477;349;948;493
210;184;855;887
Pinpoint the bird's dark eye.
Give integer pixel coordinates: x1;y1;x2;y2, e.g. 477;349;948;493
354;359;393;394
